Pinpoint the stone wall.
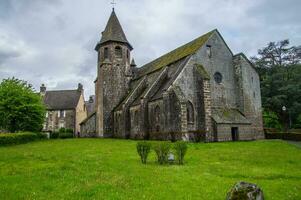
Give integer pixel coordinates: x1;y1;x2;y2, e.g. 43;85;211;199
233;54;264;138
214;124;255;141
75;94;87;134
80;112;96;137
43;110;75;133
194;31;237;109
96;41;132;137
129;105;142;139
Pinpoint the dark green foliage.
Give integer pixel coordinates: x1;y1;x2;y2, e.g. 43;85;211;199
153;142;171;164
263;110;282;130
251;40;301;130
174;141;188;165
59;132;73;139
59;128;73;133
58;128;74;139
0;78;46;133
136;141;151;164
65;128;74;133
50;132;59;139
265;132;301;141
35;132;48;139
0;132;43;145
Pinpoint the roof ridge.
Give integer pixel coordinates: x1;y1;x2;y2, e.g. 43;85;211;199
46;89;79;92
136;29;215;78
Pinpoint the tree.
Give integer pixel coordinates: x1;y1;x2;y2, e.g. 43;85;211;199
251;40;301;130
0;77;46;132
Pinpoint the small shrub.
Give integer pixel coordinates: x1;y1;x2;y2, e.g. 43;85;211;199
65;128;74;133
174;141;188;165
59;128;66;133
50;132;59;139
136;141;151;164
153;142;171;164
0;132;40;146
35;132;48;139
59;132;73;139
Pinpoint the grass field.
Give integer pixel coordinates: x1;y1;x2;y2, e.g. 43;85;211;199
0;139;300;200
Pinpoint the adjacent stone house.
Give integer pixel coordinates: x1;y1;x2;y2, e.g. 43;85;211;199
80;9;264;141
41;83;87;135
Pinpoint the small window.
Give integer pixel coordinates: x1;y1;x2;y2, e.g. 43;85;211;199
251;77;254;83
154;105;160;123
134;110;139;125
104;47;109;59
127;50;130;59
59;110;65;118
115;46;122;58
214;72;223;84
253;92;256;98
206;45;212;58
187;101;194;124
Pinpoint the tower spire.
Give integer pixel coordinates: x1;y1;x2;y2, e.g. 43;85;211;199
95;8;133;51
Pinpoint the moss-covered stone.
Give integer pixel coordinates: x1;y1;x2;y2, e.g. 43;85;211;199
195;64;210;80
226;181;264;200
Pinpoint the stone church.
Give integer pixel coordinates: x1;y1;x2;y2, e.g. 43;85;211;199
80;9;264;141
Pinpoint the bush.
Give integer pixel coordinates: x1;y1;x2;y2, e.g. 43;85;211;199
265;132;301;141
35;132;48;139
174;141;188;165
0;132;41;146
136;141;151;164
153;142;171;164
59;132;73;139
50;132;59;139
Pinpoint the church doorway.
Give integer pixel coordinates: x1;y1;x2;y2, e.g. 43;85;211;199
231;127;239;141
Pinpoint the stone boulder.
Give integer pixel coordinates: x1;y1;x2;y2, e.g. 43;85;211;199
226;181;264;200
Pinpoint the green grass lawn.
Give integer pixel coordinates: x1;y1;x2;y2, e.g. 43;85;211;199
0;139;300;200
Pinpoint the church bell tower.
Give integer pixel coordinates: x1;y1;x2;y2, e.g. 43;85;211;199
95;9;133;137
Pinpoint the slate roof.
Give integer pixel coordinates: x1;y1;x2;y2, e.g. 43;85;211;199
95;10;132;50
43;90;81;110
114;30;215;111
135;29;215;79
212;108;251;124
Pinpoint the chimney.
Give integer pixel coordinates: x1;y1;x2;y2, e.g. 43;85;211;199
40;84;46;95
77;83;83;93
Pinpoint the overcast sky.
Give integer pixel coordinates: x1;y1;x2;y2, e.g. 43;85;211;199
0;0;300;99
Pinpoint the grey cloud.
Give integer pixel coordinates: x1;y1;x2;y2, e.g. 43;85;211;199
0;0;300;99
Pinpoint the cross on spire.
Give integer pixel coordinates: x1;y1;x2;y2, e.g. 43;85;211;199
111;0;116;11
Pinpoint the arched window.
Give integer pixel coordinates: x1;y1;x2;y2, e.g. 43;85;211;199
104;47;109;59
154;105;160;124
115;46;122;58
214;72;223;84
187;101;194;124
127;50;129;58
134;110;139;125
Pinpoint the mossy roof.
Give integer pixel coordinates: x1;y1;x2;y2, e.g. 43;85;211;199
135;30;215;78
212;108;251;124
195;64;210;80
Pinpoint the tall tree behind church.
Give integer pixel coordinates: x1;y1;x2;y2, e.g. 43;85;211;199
251;40;301;130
